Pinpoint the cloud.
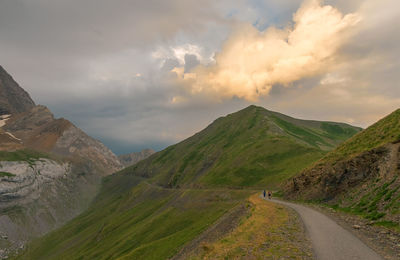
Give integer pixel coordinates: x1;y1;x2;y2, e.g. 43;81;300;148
172;0;361;101
1;0;399;154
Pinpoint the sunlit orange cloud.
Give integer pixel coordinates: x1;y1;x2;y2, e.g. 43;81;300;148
172;0;361;101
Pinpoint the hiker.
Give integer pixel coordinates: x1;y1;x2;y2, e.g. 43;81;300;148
268;191;272;200
263;190;266;198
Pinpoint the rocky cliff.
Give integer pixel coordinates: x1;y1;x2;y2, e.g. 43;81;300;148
0;66;122;256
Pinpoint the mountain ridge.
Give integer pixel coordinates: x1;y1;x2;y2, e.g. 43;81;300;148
15;105;363;259
125;104;361;189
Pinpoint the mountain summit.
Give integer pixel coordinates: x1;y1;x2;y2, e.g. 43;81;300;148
0;66;35;115
126;105;362;188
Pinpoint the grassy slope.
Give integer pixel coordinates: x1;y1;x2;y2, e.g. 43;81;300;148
322;109;400;163
125;105;360;189
0;149;51;162
288;109;400;229
15;105;360;259
16;174;251;260
190;194;313;259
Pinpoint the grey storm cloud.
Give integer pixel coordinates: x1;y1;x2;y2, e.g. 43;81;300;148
0;0;399;154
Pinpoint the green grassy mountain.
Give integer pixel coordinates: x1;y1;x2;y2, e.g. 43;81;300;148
15;105;361;259
127;105;361;189
285;108;400;228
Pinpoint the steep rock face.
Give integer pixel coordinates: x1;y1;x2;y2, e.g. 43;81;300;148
118;149;155;167
0;158;102;254
0;66;35;115
0;159;71;205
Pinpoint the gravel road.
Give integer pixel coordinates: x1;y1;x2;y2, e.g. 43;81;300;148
268;198;384;260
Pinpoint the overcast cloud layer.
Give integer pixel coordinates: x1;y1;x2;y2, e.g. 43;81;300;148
0;0;399;154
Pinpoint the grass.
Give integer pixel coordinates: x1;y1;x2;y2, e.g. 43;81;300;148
322;109;400;163
16;176;252;260
189;194;312;259
13;105;361;259
121;105;359;190
0;171;15;177
0;149;50;162
285;108;400;226
373;221;400;231
321;176;400;225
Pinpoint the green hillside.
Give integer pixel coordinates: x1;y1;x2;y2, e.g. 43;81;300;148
17;174;252;260
285;108;400;229
322;109;400;163
127;105;360;189
15;105;361;259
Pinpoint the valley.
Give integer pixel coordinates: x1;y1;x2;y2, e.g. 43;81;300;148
10;102;369;259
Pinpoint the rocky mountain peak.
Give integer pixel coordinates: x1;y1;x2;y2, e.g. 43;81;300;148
0;65;35;115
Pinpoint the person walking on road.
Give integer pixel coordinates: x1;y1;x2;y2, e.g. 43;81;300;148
268;191;272;199
263;190;266;198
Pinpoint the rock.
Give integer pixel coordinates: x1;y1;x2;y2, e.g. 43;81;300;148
353;225;361;229
0;65;35;115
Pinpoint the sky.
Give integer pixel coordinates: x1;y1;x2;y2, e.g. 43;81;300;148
0;0;399;154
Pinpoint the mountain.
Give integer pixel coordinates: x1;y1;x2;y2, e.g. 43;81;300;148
0;66;122;257
15;105;361;259
285;109;400;224
0;66;35;115
126;105;361;189
118;149;155;167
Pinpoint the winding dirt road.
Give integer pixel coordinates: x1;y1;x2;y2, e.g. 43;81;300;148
267;198;383;260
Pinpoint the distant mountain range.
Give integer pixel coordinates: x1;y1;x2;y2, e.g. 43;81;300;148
118;149;155;167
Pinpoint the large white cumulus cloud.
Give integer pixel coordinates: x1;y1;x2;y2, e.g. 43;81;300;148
172;0;361;101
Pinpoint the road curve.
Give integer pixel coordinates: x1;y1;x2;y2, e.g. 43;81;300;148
266;198;383;260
